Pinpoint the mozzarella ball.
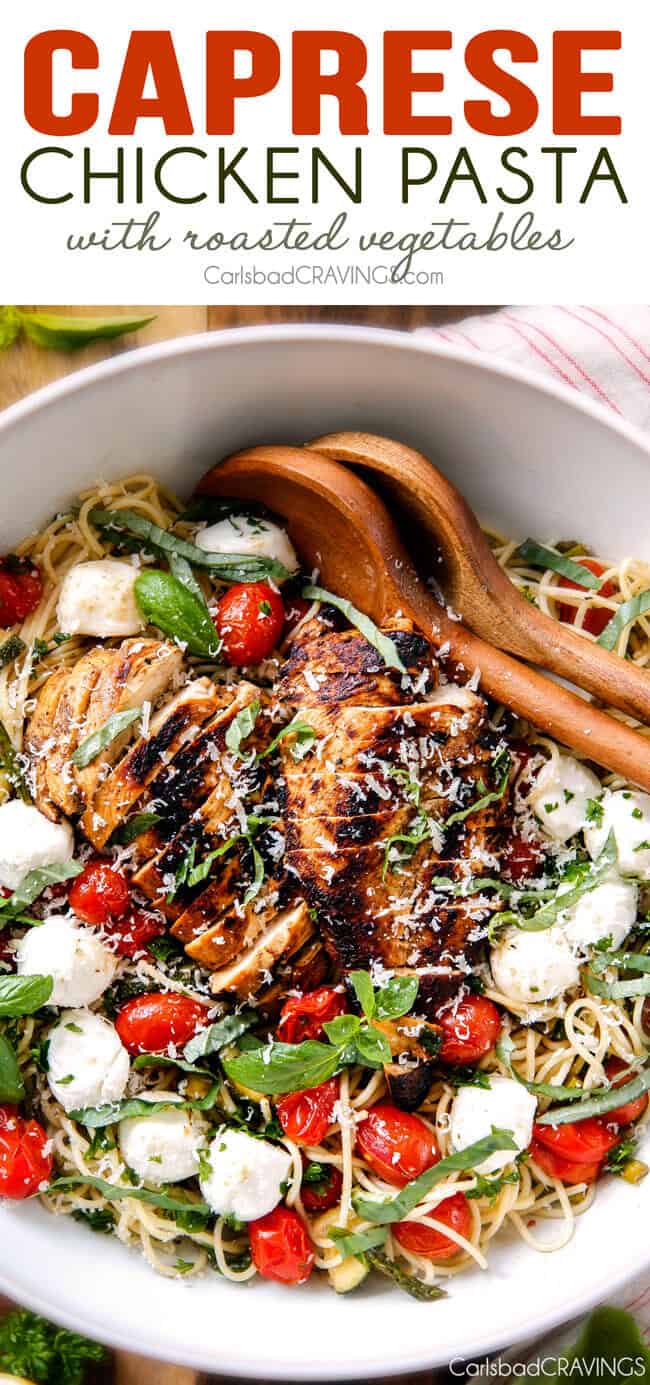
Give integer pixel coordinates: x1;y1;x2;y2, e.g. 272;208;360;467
528;754;602;842
490;925;580;1006
16;916;116;1007
57;559;144;638
585;790;650;879
194;514;298;576
48;1009;129;1113
0;800;74;891
199;1128;291;1222
560;873;638;954
450;1075;536;1174
119;1091;207;1186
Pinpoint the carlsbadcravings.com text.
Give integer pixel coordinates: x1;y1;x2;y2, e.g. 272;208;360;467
449;1359;648;1378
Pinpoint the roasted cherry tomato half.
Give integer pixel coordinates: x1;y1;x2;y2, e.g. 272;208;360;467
249;1205;315;1284
0;557;43;629
557;559;616;639
356;1103;439;1187
300;1159;343;1213
277;1078;339;1146
532;1116;619;1166
215;581;285;667
103;908;167;959
503;833;543;884
68;860;131;925
115;991;209;1054
393;1192;472;1261
277;987;347;1044
530;1139;601;1186
604;1057;649;1127
0;1105;52;1199
437;995;501;1066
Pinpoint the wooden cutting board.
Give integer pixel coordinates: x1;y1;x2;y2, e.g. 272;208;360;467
0;302;478;1385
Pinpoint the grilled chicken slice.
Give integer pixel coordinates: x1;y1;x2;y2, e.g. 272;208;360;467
182;874;287;969
45;648;115;817
280;617;438;709
207;901;313;999
73;640;184;814
24;667;69;820
85;678;224;848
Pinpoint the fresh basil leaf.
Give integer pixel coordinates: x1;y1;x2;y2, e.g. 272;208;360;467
223;1039;342;1095
536;1063;650;1125
466;1168;520;1201
329;1225;387;1257
515;541;604;590
516;832;616;932
187;833;242;889
375;975;419;1021
365;1250;446;1301
0;974;53;1016
49;1174;212;1221
19;310;155;351
90;508;289;583
0;1033;25;1101
0;634;25;669
225;700;261;756
167;552;210;611
133;1054;214;1079
585;971;650;1000
323;1015;361;1046
597;590;650;652
354;1027;392;1069
135;570;221;659
112;812;163;846
184;1010;256;1062
70;1085;220;1128
349;970;376;1019
0;719;32;801
243;843;265;906
591;949;650;975
354;1129;518;1224
1;861;82;916
261;717;317;762
302;585;406;674
72;708;142;769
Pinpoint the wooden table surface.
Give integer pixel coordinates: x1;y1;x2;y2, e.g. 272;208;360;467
0;302;482;1384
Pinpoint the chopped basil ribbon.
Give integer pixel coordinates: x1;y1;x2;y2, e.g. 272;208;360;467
329;1225;388;1257
597;590;650;652
0;860;82;918
0;634;26;669
17;311;155;351
0;719;31;801
496;1035;585;1103
445;767;510;829
0;1033;25;1102
515;540;604;590
89;508;289;583
0;974;53;1016
134;570;221;660
514;833;617;933
353;1129;518;1224
225;700;261;756
49;1174;212;1221
429;875;553;904
72;708;142;769
133;1054;214;1079
302;585;407;674
112;812;163;846
70;1085;220;1129
184;1010;257;1063
585;971;650;1000
261;716;317;761
536;1063;650;1126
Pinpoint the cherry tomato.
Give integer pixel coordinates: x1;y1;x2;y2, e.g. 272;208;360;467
438;996;501;1066
393;1192;472;1261
530;1139;601;1186
0;558;43;628
300;1159;343;1213
356;1104;439;1187
115;992;209;1054
277;987;347;1044
283;595;311;636
0;1106;52;1199
558;559;616;638
604;1057;649;1127
249;1205;315;1285
103;909;166;959
215;582;285;667
277;1078;339;1146
503;833;543;884
533;1117;619;1165
69;860;130;925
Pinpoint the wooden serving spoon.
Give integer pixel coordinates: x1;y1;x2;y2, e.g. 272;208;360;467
197;445;650;790
311;430;650;726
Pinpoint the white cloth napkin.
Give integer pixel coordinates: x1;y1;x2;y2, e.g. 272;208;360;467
420;304;650;1375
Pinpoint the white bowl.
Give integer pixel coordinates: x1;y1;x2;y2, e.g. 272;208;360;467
0;326;649;1379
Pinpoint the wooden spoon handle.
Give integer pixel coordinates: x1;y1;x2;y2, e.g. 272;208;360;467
312;430;650;725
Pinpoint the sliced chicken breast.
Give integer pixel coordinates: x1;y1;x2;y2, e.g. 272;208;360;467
207;902;313;998
45;647;115;817
24;667;69;820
